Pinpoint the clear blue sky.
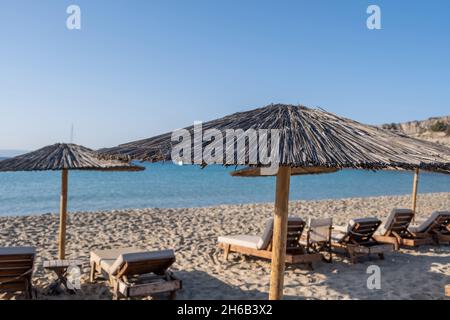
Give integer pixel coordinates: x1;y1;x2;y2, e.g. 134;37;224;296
0;0;449;150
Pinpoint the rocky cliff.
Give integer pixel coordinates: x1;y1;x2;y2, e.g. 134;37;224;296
381;115;450;147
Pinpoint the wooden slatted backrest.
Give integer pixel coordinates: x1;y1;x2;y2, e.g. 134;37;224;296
429;213;450;234
286;219;306;253
389;210;414;236
0;251;35;290
345;219;381;244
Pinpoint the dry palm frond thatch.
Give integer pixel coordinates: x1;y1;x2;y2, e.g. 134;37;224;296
0;143;144;172
99;104;450;172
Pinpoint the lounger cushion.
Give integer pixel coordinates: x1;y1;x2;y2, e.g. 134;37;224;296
348;217;380;231
0;246;35;256
378;209;413;236
331;232;345;243
90;247;144;274
258;219;274;250
218;216;305;250
109;250;175;276
218;235;261;249
409;211;450;233
308;218;332;242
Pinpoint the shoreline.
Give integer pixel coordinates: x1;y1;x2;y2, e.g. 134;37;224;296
2;191;450;218
0;192;449;300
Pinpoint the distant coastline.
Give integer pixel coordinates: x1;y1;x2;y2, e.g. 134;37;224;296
0;150;27;158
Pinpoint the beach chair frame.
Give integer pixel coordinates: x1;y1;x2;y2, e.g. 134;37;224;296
219;219;323;268
373;209;433;250
305;218;333;263
90;252;181;300
418;212;450;245
0;248;35;299
332;219;393;264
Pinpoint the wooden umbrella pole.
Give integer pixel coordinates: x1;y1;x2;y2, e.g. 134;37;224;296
269;166;291;300
411;168;420;223
58;169;68;260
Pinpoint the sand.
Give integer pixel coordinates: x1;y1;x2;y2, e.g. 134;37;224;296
0;192;449;300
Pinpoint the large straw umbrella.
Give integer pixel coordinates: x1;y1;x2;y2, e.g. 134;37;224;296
0;143;144;259
99;104;450;299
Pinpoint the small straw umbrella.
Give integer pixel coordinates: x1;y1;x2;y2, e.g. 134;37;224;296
99;104;450;300
0;143;144;259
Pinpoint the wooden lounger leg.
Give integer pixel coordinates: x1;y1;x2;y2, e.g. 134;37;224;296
223;244;231;261
28;279;37;300
89;261;96;282
26;279;33;300
112;279;119;300
347;247;357;264
169;290;177;300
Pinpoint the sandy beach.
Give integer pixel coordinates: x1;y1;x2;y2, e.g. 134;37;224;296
0;192;449;300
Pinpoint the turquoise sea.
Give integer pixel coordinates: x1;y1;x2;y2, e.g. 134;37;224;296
0;162;449;216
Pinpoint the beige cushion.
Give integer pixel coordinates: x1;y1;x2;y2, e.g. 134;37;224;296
331;232;345;243
409;211;450;233
90;247;143;274
378;208;413;235
109;250;175;276
348;217;380;231
218;235;261;249
308;217;332;242
0;246;35;256
258;219;274;250
218;216;304;250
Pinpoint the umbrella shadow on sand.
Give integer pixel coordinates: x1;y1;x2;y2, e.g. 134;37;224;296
174;270;298;300
307;247;450;300
174;270;268;300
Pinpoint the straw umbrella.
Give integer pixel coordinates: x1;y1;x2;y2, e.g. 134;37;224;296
0;143;144;259
99;104;450;299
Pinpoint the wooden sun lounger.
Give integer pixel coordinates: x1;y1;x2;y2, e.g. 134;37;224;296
0;247;35;299
409;211;450;245
218;217;323;268
373;209;433;250
331;218;394;263
90;247;181;300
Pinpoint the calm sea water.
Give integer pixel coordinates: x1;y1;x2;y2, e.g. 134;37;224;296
0;163;449;216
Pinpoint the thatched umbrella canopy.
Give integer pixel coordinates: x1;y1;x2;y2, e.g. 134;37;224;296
99;104;450;300
100;104;450;171
0;143;144;259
